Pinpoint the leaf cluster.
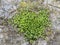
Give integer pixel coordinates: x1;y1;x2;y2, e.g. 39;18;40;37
9;8;50;43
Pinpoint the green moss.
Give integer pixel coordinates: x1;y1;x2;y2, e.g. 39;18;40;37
8;8;50;43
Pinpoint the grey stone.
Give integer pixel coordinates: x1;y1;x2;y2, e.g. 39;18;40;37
0;0;21;18
0;25;29;45
0;0;60;45
32;39;47;45
47;32;60;45
45;0;60;45
37;39;47;45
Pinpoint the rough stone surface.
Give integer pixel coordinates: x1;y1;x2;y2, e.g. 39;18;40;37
46;0;60;45
0;0;21;18
47;33;60;45
32;38;47;45
0;0;60;45
0;25;29;45
37;39;47;45
47;0;60;32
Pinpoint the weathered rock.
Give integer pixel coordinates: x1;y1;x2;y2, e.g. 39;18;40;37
32;38;47;45
0;0;21;18
0;25;29;45
0;0;60;45
44;0;60;45
47;32;60;45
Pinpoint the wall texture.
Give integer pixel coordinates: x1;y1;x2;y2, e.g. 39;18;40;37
0;0;60;45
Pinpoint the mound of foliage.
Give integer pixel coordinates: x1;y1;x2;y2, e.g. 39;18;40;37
9;8;50;43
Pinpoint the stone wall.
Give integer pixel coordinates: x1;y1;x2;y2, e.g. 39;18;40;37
0;0;60;45
46;0;60;45
0;0;21;18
